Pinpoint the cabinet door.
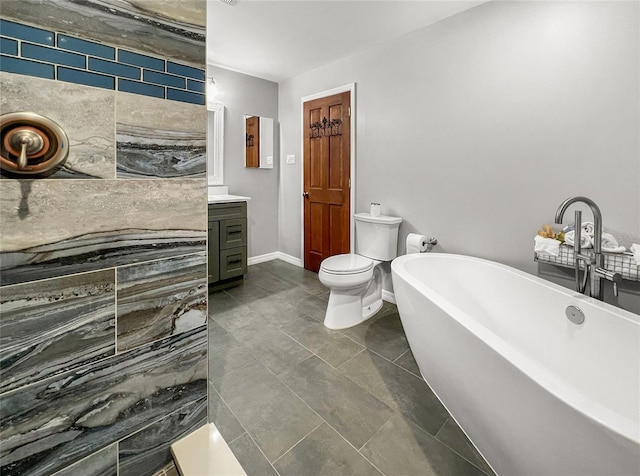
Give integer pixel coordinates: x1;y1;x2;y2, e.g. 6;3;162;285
220;218;247;250
220;248;247;280
208;221;220;284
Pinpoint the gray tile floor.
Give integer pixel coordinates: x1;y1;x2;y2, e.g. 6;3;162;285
208;259;495;476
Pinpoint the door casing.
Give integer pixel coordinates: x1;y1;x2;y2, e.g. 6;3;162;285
300;83;356;269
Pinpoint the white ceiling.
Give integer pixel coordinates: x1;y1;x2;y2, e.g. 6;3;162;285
206;0;487;82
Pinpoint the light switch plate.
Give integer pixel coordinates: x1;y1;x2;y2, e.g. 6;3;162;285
266;156;273;165
286;154;295;164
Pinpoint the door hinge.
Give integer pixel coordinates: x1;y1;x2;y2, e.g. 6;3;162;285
348;106;351;117
348;178;351;188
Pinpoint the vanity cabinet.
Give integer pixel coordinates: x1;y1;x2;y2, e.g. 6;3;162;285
208;202;247;287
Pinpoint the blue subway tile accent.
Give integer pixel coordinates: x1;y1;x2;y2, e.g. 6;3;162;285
167;61;205;81
0;37;18;56
58;67;115;90
0;19;53;46
118;49;164;71
167;88;205;106
89;57;140;80
118;78;164;99
22;43;86;69
0;55;54;79
58;34;115;60
143;70;185;89
187;79;205;93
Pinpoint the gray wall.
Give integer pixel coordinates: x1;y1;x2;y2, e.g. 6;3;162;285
209;65;279;258
278;1;640;311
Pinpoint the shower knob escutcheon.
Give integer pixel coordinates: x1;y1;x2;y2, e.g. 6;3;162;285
1;112;70;175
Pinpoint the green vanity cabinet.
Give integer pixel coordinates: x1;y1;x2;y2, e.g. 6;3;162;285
208;201;247;287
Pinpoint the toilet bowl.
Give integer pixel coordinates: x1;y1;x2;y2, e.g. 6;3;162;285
318;212;402;329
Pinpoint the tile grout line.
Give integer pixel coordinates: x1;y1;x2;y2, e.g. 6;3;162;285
270;421;325;466
392;347;411;363
212;385;281;476
317;417;389;476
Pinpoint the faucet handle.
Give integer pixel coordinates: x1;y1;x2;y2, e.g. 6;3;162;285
594;267;622;297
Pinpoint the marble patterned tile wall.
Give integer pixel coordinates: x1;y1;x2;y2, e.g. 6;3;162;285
0;1;208;475
116;92;207;178
0;73;115;179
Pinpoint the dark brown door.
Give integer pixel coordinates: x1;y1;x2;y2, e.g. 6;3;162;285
245;115;259;168
303;91;351;272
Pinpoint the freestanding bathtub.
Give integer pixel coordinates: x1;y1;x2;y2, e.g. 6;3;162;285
391;253;640;476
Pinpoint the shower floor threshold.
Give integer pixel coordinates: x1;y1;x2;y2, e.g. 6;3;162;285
171;423;246;476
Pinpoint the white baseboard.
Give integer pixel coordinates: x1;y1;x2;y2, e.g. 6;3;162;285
277;252;303;267
247;252;280;266
382;289;396;304
248;252;303;267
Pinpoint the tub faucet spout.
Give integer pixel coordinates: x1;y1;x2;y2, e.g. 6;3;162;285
555;196;605;299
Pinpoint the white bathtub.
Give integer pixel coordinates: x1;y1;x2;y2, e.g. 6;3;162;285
391;253;640;476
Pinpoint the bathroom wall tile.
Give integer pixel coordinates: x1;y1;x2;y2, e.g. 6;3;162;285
51;444;117;476
0;55;55;79
0;19;53;46
89;58;140;80
0;326;207;476
57;34;115;60
57;66;115;90
0;37;19;56
119;50;165;71
0;179;207;286
116;91;206;178
116;253;207;352
187;79;205;93
143;70;185;89
117;78;165;99
166;88;205;106
119;397;207;476
21;43;86;68
167;62;205;81
0;72;115;178
0;270;116;394
0;2;204;67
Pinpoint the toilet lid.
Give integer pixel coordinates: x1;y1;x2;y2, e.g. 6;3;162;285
320;254;373;275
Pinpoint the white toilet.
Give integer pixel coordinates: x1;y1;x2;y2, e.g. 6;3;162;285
318;212;402;329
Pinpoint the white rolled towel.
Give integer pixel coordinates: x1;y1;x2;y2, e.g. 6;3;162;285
534;236;560;257
581;221;595;237
601;232;626;253
631;244;640;266
564;230;593;249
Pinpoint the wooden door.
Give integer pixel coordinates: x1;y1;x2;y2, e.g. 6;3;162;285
245;115;259;168
303;91;351;272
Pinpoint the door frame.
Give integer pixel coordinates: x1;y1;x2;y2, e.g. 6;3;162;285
299;83;356;269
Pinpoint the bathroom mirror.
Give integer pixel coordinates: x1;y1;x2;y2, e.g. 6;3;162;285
207;103;224;185
244;115;274;169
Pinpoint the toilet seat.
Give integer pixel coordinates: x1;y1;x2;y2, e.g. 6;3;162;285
320;254;373;275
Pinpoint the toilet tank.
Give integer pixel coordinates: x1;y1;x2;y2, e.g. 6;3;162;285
354;212;402;261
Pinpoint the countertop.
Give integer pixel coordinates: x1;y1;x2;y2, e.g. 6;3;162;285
208;194;252;204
